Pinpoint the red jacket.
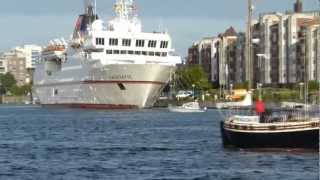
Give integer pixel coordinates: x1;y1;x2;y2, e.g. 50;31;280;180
256;100;265;114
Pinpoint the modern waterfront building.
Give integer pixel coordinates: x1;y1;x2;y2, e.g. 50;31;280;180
305;19;320;82
187;27;248;88
234;32;247;85
254;0;320;85
187;37;220;84
0;45;42;86
217;27;238;87
187;0;319;88
0;53;8;75
14;45;42;69
4;49;30;86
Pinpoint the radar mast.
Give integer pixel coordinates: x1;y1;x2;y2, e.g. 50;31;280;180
114;0;137;19
84;0;96;17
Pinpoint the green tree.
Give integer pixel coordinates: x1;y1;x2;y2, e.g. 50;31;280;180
10;84;32;96
0;73;17;93
175;65;212;91
308;81;320;91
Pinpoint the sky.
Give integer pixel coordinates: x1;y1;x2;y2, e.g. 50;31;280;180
0;0;319;56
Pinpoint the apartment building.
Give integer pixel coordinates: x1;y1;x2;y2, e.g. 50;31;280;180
217;27;238;87
5;50;30;86
0;53;7;75
187;27;246;87
187;37;220;84
14;45;42;69
255;0;319;85
305;20;320;82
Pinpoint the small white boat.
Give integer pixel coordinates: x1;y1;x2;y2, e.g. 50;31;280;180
169;101;207;113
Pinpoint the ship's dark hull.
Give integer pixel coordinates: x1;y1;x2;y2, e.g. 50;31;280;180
220;121;319;149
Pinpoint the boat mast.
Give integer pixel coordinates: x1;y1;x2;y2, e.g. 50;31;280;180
246;0;254;91
303;29;309;118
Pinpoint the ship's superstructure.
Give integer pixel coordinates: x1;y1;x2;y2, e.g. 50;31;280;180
33;0;181;109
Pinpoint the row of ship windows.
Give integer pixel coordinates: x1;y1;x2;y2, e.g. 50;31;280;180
96;38;169;49
106;50;168;57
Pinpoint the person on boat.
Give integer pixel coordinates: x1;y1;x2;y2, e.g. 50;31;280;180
256;97;266;123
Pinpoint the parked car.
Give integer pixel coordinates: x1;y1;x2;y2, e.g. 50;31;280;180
176;90;193;99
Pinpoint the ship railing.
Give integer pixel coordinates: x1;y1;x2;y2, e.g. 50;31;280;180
227;108;319;124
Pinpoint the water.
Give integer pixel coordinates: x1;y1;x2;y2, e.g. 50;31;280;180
0;105;318;180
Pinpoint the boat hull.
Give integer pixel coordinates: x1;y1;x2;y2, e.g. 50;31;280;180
34;63;175;109
220;121;319;149
168;108;206;113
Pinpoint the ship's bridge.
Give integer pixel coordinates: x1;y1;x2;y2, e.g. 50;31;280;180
82;19;180;66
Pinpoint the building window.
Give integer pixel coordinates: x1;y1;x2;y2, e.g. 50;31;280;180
109;38;118;46
53;89;58;96
120;50;127;54
142;51;147;56
113;50;120;54
135;51;141;55
122;39;131;46
161;52;167;57
117;83;126;90
128;51;134;55
155;52;161;56
106;50;113;54
160;41;169;48
136;40;145;47
149;52;155;56
148;40;157;48
96;38;105;45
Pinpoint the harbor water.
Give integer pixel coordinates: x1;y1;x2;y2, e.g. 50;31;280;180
0;105;318;180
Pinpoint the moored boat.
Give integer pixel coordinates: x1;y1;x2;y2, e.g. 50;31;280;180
221;114;320;149
169;101;207;113
33;0;182;109
219;0;319;150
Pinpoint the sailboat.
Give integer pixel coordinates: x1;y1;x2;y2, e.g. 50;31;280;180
220;108;319;149
219;0;320;149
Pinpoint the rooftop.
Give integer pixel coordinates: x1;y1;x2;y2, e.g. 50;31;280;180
223;26;237;37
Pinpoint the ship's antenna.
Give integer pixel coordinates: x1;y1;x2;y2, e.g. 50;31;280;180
114;0;136;19
95;0;97;20
84;0;96;16
158;18;164;33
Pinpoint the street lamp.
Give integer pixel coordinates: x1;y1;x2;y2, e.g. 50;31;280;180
192;84;195;100
0;82;2;104
318;80;320;107
257;83;262;100
299;82;304;101
230;83;233;94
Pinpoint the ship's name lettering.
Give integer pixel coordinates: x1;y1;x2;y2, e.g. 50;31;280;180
109;74;132;80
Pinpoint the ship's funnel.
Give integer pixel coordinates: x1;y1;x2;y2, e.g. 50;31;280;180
73;0;99;40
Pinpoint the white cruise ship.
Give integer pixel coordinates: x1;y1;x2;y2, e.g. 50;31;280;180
33;0;181;109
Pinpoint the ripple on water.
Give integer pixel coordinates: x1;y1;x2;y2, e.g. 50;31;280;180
0;106;317;180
